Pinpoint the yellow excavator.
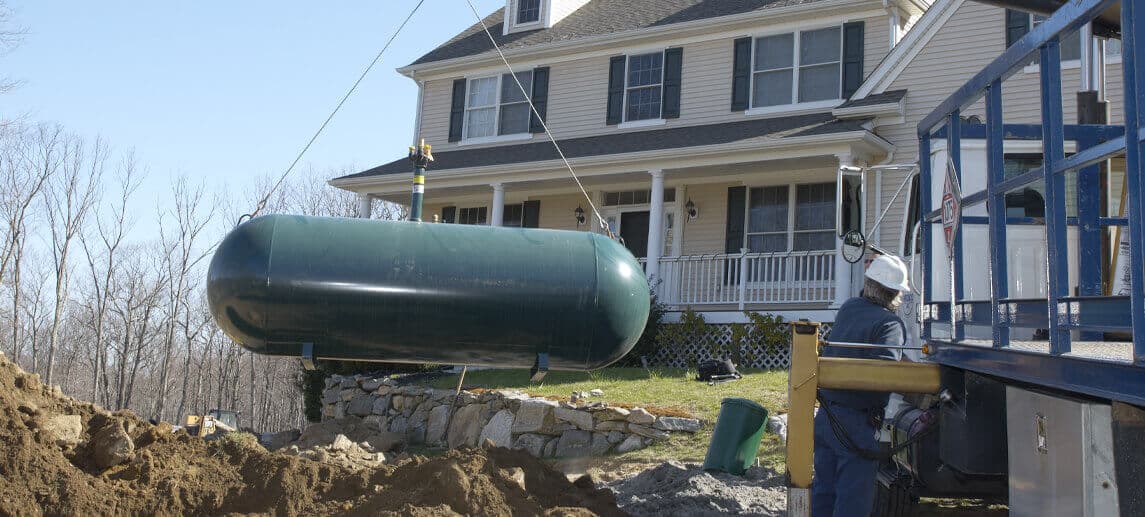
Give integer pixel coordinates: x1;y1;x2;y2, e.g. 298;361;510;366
183;409;240;439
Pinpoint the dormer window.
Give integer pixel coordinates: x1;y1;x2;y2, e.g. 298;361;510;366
517;0;541;24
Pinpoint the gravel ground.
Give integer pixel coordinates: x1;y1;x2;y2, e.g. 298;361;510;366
609;461;787;516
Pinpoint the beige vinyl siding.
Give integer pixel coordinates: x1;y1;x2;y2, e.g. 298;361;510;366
421;202;452;223
861;14;889;85
535;192;594;231
875;0;1125;246
416;12;893;150
681;183;734;255
418;78;457;149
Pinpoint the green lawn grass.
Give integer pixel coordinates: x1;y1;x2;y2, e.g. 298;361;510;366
417;367;789;467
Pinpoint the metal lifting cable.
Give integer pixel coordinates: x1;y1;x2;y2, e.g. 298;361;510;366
461;0;615;238
238;0;429;224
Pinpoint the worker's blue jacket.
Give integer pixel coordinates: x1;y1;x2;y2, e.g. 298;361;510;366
818;296;905;412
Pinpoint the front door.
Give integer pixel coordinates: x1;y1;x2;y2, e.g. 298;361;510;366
620;211;650;258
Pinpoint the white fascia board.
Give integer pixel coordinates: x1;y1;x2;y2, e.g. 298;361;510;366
852;0;963;98
832;98;905;120
329;130;889;193
397;0;880;79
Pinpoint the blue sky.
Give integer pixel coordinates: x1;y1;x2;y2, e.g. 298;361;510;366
3;0;503;239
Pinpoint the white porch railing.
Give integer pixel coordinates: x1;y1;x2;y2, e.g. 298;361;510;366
639;250;836;309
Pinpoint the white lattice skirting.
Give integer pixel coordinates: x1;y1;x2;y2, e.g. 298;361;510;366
648;323;833;369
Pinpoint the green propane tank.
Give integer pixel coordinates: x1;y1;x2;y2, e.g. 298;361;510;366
207;215;650;370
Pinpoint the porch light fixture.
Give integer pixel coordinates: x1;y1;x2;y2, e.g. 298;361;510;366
685;199;698;220
574;206;586;226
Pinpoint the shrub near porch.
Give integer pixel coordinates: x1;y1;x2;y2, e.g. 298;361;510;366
422;367;789;467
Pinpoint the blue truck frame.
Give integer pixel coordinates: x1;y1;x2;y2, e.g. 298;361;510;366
917;0;1145;406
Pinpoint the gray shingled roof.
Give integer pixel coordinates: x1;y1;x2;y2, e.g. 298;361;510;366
339;113;871;179
837;89;907;109
411;0;821;66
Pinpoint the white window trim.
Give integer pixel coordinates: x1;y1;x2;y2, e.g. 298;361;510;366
511;0;545;30
748;24;844;112
456;133;534;147
622;50;666;123
618;118;667;129
742;182;837;253
461;73;533;141
745;99;839;118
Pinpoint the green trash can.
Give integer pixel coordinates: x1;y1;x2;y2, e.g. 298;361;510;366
702;397;769;475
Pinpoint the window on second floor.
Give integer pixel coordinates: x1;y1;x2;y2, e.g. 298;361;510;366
731;22;863;113
1006;10;1122;64
465;71;533;139
517;0;541;24
626;52;664;121
449;67;549;143
606;48;682;125
753;27;841;108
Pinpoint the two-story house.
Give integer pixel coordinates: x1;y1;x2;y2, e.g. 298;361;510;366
331;0;1125;327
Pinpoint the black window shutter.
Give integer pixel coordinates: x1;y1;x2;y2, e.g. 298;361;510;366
842;21;865;99
725;187;746;253
529;67;550;133
442;206;457;224
731;37;752;111
448;79;467;142
522;200;541;228
662;48;683;119
606;56;626;125
1005;9;1030;48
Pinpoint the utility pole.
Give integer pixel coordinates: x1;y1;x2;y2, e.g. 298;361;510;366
408;139;434;222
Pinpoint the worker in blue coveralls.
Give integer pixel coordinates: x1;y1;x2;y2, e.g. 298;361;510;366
811;254;911;517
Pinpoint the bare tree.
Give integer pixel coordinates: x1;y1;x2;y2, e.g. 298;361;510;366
43;133;104;385
152;177;212;422
0;1;25;98
81;153;141;405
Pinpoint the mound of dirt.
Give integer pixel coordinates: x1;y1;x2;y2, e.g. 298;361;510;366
0;352;623;516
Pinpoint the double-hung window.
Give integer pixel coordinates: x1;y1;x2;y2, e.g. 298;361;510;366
752;27;841;108
517;0;541;24
744;183;836;252
457;207;488;225
626;52;664;121
464;71;533;139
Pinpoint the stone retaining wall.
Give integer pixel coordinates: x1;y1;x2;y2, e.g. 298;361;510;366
320;374;702;458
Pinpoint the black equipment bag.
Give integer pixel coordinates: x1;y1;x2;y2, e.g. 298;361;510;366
697;358;740;381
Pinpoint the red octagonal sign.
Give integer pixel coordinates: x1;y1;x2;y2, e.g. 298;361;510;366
942;156;963;258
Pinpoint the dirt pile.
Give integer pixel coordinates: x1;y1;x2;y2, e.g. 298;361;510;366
0;351;623;516
610;461;787;516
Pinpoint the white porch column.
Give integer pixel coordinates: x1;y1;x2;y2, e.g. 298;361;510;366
833;154;854;307
491;183;505;226
646;170;665;285
357;193;372;219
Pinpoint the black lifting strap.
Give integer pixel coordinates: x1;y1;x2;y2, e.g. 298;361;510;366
816;394;936;462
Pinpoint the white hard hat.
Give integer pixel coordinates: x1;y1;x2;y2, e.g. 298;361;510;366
865;255;911;292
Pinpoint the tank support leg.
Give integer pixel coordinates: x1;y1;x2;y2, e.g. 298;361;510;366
786;321;942;517
301;343;316;371
787;321;820;517
530;353;549;383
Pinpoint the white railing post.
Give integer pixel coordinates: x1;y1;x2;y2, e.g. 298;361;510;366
738;248;749;310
